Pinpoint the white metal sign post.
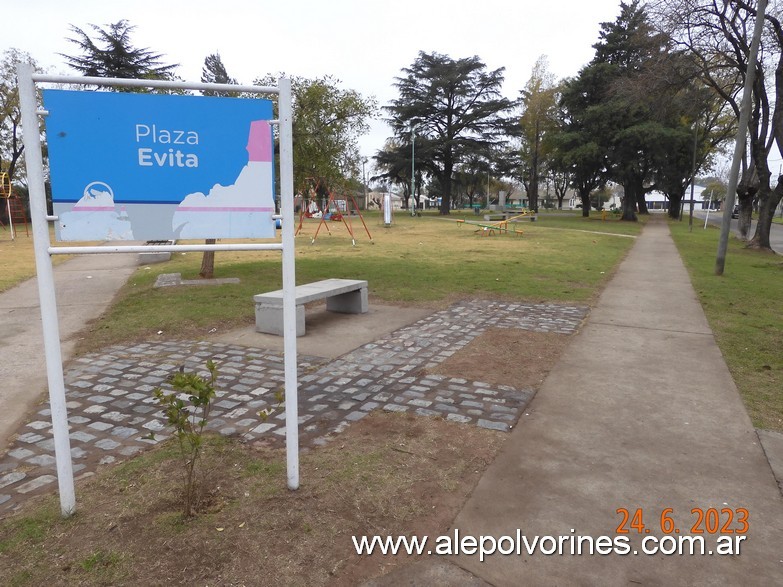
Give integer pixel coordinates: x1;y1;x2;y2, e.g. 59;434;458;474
17;64;300;516
278;78;300;491
17;64;75;514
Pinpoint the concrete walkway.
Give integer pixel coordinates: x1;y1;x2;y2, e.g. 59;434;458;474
0;251;139;449
371;219;783;585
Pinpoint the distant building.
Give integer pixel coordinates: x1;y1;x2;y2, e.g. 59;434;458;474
643;186;719;211
567;185;719;211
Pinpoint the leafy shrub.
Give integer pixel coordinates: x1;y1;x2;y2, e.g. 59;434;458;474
153;360;218;517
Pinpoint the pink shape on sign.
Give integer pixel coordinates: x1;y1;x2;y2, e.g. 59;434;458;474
246;120;273;162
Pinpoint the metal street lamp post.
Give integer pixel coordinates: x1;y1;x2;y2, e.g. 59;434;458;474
362;157;368;210
410;124;417;216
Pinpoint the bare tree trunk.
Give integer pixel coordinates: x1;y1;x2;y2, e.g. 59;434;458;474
737;200;753;240
580;191;591;218
621;184;638;222
439;159;453;215
748;182;783;250
668;193;682;219
199;239;216;279
529;182;539;213
636;191;649;214
402;187;410;211
736;168;758;240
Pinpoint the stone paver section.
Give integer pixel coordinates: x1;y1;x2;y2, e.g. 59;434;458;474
0;300;587;515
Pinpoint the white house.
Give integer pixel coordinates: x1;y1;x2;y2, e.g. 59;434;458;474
643;185;720;211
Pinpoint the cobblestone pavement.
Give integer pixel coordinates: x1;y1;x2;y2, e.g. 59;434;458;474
0;299;588;515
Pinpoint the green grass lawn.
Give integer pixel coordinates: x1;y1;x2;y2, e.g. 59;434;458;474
669;221;783;432
531;209;646;235
77;212;639;353
0;225;77;293
0;226;39;292
440;208;645;235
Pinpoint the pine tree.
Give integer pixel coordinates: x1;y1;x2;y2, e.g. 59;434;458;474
557;1;679;221
61;20;177;83
386;52;511;215
200;53;239;97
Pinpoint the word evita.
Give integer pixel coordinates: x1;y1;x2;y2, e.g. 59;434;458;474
135;124;199;168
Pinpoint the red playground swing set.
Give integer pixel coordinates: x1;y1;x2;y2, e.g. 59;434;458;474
295;179;372;246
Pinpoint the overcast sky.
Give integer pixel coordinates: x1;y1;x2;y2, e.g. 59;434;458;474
5;0;625;165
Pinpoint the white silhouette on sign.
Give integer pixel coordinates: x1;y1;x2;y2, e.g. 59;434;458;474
58;181;134;240
172;120;275;239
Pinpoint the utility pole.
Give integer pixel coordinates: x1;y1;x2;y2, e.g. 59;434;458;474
487;170;490;207
689;120;699;232
716;0;767;275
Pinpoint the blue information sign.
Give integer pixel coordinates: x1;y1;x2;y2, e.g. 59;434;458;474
44;90;276;241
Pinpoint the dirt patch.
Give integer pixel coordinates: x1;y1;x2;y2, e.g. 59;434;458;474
428;327;572;389
0;412;504;586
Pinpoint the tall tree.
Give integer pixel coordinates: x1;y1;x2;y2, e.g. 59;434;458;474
386;51;512;215
201;52;239;96
594;0;674;220
742;1;783;250
518;56;559;212
559;1;705;221
554;65;609;217
61;20;178;85
651;0;763;233
715;0;783;251
652;87;733;220
612;47;734;219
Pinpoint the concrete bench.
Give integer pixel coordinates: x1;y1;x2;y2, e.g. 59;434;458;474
254;278;368;337
484;211;537;222
484;213;506;221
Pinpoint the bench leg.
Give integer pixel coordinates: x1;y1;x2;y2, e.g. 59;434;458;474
326;287;368;314
255;304;306;336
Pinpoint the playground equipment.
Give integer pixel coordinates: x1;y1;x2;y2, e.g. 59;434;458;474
295;180;372;246
311;191;372;246
295;178;330;234
455;210;534;236
0;172;29;240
